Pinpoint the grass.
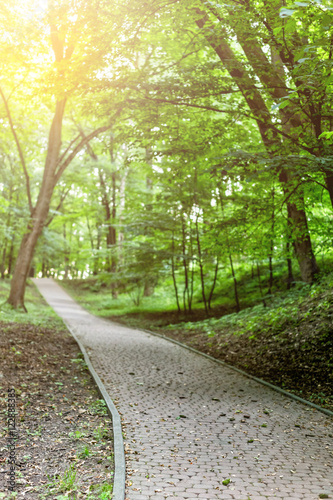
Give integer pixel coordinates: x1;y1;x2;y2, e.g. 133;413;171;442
61;277;178;318
170;271;333;338
59;255;315;324
46;465;77;495
62;266;333;344
0;279;64;329
60;263;319;334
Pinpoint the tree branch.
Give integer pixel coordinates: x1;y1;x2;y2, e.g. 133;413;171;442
142;96;239;114
54;125;111;183
45;187;71;226
0;86;33;214
56;133;82;167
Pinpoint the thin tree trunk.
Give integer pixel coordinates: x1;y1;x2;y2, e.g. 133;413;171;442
1;246;7;279
63;224;70;279
268;185;275;295
94;224;101;276
218;186;240;312
229;253;240;313
257;262;267;308
195;215;208;316
189;220;194;313
207;258;219;311
286;240;294;290
7;232;15;276
181;216;188;314
171;233;181;313
117;168;128;268
98;169;114;274
1;189;13;279
86;216;98;276
110;168;117;298
1;228;9;279
144;146;155;297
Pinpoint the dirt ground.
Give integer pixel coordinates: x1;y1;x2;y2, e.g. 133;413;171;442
0;321;114;499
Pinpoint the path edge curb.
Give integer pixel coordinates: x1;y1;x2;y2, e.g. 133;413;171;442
139;327;333;418
66;324;126;500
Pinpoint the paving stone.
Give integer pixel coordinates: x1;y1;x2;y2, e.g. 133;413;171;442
35;278;333;500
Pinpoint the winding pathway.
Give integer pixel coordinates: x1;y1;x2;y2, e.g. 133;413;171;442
34;278;332;500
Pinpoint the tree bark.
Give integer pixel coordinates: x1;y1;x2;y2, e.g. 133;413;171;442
63;223;70;279
144;146;155;297
207;258;219;311
257;262;267;308
8;99;66;309
1;207;12;279
287;201;319;283
268;185;275;295
218;185;240;312
181;215;189;314
195;215;208;316
110;168;117;298
286;239;295;289
171;232;181;312
195;8;318;283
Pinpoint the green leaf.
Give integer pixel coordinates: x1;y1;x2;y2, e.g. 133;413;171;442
319;131;333;141
273;26;282;35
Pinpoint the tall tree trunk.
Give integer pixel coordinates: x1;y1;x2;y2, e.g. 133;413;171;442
94;224;102;276
171;232;181;313
1;246;7;279
181;215;189;314
195;215;208;316
7;99;66;309
110;169;117;298
287;201;318;283
207;258;219;311
218;186;240;312
1;188;13;279
195;8;319;283
63;224;70;279
117;168;128;268
6;13;80;305
144;146;155;297
280;170;319;282
257;262;267;308
229;253;240;313
189;220;194;313
268;185;275;295
286;240;295;290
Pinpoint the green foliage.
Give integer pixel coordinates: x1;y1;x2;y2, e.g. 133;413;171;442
1;0;333;317
166;271;333;345
47;465;77;495
89;399;108;416
0;280;64;329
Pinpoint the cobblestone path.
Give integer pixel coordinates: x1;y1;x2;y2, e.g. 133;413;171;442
34;278;333;500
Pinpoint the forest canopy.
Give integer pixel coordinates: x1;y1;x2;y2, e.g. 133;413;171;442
1;0;333;311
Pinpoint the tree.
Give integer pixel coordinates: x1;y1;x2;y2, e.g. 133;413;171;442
0;0;117;308
116;0;330;282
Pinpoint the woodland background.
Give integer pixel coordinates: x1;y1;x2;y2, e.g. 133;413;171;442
0;1;333;409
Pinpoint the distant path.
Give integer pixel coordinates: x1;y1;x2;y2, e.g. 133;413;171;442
34;278;332;500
